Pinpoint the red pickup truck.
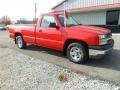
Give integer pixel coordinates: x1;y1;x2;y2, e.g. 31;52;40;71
8;12;114;63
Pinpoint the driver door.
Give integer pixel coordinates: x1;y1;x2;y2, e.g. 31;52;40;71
36;15;63;50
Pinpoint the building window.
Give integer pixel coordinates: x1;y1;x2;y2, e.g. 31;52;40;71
106;10;119;25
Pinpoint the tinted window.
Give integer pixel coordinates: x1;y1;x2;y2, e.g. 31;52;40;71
57;14;79;26
106;10;119;25
41;15;57;27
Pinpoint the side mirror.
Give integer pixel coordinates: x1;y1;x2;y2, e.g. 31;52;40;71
49;23;59;29
55;26;59;29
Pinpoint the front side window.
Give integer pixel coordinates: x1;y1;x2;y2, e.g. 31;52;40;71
57;14;79;27
106;10;119;25
41;15;57;27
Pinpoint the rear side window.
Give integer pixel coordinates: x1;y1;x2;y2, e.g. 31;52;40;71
41;15;57;27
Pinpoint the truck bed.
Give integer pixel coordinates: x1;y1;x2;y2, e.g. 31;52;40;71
8;24;36;44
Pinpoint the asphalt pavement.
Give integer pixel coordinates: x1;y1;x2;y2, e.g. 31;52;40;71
0;31;120;84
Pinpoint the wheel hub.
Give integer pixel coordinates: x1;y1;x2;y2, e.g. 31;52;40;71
16;36;23;48
70;46;83;62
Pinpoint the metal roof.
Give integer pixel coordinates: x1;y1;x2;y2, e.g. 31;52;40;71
52;0;120;12
52;0;67;9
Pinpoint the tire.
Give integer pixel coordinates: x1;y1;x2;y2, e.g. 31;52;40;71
67;42;88;64
15;35;26;49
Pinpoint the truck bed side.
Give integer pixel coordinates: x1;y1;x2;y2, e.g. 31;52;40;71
8;24;36;44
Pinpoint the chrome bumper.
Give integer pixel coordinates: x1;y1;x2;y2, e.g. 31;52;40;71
89;48;113;57
89;39;114;58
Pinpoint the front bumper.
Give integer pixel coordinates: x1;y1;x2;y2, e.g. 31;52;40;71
89;39;114;58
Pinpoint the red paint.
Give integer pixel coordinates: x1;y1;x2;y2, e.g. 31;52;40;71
8;12;110;51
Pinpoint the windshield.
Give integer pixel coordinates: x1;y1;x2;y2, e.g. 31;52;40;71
57;14;80;27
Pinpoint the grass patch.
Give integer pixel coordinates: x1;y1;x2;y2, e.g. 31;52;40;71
57;70;68;82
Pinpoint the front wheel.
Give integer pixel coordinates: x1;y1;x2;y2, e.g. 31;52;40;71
16;35;26;49
67;42;88;64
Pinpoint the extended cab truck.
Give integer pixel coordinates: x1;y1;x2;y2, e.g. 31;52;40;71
8;12;114;63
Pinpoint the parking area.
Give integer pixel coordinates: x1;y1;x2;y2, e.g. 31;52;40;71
0;31;120;84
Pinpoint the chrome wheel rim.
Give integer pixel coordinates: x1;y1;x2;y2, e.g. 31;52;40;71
16;36;23;48
70;46;83;62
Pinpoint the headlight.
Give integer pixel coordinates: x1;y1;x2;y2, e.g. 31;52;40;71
99;34;106;39
99;34;107;45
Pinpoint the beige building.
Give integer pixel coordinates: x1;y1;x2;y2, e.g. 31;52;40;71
52;0;120;33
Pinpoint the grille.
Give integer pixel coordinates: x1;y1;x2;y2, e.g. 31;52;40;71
106;32;112;38
106;32;112;45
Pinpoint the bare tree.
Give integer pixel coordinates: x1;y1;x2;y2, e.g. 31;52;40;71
1;16;11;25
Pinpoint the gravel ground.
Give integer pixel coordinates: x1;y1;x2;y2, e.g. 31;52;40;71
0;47;120;90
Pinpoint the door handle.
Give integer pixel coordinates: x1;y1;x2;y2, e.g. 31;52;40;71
39;29;42;32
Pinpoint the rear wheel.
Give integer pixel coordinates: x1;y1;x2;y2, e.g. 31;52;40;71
67;42;88;64
16;35;26;49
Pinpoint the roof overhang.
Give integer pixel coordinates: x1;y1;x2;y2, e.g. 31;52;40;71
52;0;67;10
52;3;120;14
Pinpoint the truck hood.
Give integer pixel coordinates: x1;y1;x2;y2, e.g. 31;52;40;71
67;25;110;34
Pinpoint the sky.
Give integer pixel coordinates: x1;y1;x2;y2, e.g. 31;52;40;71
0;0;63;21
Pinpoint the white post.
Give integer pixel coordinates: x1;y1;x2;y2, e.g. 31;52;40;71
64;2;66;27
64;1;68;27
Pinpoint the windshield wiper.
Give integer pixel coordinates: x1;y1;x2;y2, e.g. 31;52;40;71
67;24;82;27
67;24;77;27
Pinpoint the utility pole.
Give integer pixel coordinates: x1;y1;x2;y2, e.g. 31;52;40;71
34;2;37;20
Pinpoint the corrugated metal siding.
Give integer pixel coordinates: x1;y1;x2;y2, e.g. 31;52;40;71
71;11;106;25
119;11;120;24
54;0;120;11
